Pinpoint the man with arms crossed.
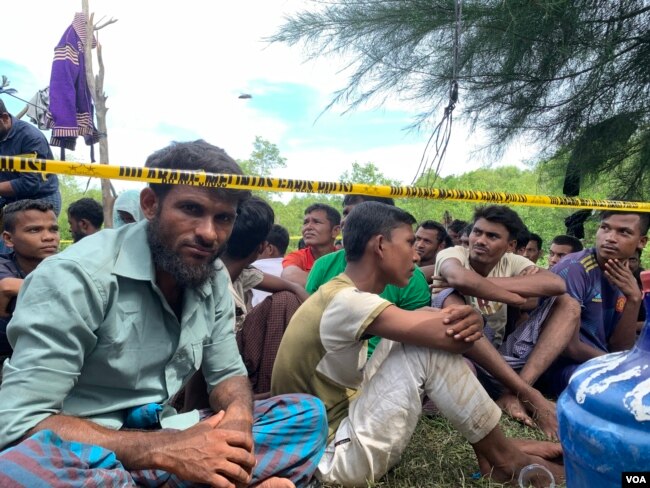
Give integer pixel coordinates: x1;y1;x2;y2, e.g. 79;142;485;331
0;140;326;488
433;205;576;438
272;202;562;487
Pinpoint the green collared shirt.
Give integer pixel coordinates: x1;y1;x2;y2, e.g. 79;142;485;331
0;220;245;449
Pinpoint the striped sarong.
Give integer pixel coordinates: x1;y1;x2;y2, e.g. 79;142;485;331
0;394;327;487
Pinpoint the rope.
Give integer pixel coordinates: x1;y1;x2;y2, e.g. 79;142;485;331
412;0;463;187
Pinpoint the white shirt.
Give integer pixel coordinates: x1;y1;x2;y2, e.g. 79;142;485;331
251;257;284;306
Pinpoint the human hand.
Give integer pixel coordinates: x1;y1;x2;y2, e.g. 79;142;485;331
441;304;483;342
158;410;256;488
430;275;450;294
520;265;541;276
604;258;642;300
217;404;254;439
505;291;528;308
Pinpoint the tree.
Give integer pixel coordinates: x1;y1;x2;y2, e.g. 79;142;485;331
237;136;288;200
82;0;118;226
339;161;400;186
271;1;650;198
238;136;287;177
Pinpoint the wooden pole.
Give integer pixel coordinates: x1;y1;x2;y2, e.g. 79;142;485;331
82;0;117;227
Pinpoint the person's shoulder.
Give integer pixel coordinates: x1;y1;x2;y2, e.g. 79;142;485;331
436;245;468;264
287;247;309;257
47;224;140;278
282;247;309;265
0;253;19;278
502;252;535;268
555;248;596;274
320;271;349;288
240;265;264;288
408;266;428;286
315;272;353;299
12;117;45;138
209;260;233;298
313;248;345;267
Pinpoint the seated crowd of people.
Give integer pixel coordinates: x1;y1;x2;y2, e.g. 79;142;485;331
0;139;646;488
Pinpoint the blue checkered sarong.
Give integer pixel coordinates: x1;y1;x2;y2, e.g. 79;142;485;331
0;394;327;487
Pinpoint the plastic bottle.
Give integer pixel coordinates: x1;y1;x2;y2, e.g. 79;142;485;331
557;270;650;487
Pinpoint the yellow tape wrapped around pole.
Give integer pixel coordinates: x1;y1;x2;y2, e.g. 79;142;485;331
3;156;650;212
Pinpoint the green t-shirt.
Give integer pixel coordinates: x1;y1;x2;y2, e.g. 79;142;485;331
306;249;432;354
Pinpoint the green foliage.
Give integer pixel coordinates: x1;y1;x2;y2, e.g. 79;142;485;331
237;136;287;176
260;160;596;256
272;1;650;194
400;166;571;250
237;136;288;201
339;162;400;186
223;131;624;256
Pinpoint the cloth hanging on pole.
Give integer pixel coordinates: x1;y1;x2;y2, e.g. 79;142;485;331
25;87;50;130
47;12;100;151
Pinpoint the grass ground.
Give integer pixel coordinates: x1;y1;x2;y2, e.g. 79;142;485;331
323;414;565;488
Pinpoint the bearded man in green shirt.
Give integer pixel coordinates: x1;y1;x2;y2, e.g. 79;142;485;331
0;140;326;488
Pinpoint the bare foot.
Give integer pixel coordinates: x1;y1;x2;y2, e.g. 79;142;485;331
497;392;536;429
255;477;296;488
497;390;559;440
520;390;558;441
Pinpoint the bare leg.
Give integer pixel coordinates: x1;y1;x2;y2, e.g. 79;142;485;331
466;339;542;431
519;294;581;386
515;295;580;437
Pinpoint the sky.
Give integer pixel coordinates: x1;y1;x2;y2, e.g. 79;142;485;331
1;1;536;194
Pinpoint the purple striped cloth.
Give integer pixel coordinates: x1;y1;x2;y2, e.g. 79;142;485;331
0;394;327;487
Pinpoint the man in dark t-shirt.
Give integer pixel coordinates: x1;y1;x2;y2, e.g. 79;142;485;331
541;211;648;395
0;99;61;214
0;200;59;359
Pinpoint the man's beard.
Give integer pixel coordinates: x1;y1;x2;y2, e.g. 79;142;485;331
146;216;224;288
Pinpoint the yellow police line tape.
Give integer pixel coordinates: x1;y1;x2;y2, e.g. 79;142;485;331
4;156;650;212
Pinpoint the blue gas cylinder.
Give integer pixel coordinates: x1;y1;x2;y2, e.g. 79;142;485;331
557;270;650;487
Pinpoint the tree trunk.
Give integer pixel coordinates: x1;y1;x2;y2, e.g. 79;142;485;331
82;0;115;227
